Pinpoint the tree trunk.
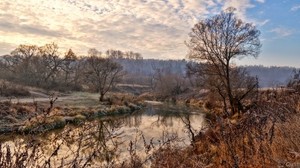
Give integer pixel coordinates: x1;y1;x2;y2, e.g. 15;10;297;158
99;92;104;102
226;62;235;115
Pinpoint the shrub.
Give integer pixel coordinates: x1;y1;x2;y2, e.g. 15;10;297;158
0;81;30;97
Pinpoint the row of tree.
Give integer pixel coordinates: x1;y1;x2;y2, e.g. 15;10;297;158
0;42;192;100
0;43;135;101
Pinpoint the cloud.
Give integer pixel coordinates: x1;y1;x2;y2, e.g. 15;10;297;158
291;5;300;11
221;0;255;20
0;19;68;38
256;0;265;3
270;27;293;37
0;42;15;55
256;19;269;26
0;0;260;59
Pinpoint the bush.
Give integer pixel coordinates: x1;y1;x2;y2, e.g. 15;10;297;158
0;81;30;97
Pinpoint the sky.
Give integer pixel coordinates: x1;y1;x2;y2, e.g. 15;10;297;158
0;0;299;67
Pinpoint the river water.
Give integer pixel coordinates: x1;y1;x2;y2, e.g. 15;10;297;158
0;103;205;167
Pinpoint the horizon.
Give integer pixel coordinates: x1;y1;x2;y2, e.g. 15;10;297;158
0;0;299;67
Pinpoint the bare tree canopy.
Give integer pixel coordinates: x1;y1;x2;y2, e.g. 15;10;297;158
10;44;39;65
38;43;63;83
84;55;123;101
105;49;143;60
187;8;261;63
186;8;261;115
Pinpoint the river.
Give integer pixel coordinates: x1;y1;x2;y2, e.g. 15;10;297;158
0;103;205;167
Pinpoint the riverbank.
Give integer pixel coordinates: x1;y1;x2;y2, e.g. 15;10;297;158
0;102;205;167
150;91;300;167
0;92;144;134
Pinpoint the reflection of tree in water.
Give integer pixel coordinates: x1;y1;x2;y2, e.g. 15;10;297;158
0;119;126;167
143;104;204;146
57;119;126;167
180;114;198;144
119;112;142;128
147;104;196;128
0;105;204;167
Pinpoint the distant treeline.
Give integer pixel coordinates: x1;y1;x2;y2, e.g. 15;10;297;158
0;44;126;98
116;59;297;88
0;43;297;94
245;65;297;87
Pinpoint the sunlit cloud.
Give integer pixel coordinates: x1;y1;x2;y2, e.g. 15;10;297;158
221;0;255;20
0;0;262;58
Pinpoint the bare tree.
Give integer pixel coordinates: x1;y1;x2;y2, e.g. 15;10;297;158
61;49;77;84
84;49;123;101
38;43;63;84
10;44;39;62
124;51;143;60
1;45;40;83
150;64;187;99
7;43;65;88
88;48;102;57
186;8;261;115
106;49;124;59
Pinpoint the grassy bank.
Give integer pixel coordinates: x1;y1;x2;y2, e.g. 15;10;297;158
0;92;143;135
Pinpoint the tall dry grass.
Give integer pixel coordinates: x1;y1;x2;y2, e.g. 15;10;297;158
1;89;299;167
151;90;300;168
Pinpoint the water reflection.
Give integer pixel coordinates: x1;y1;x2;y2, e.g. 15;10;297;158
0;104;205;167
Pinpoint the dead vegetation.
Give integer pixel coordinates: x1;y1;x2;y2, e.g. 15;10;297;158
0;81;30;97
148;90;300;168
0;117;183;168
0;89;299;167
0;92;143;135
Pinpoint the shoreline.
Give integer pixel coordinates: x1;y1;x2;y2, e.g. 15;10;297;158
0;93;144;135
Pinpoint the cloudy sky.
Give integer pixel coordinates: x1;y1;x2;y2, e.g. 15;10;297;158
0;0;299;67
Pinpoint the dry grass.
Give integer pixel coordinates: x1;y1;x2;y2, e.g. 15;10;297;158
0;101;39;133
0;92;143;135
271;113;300;164
149;90;300;168
0;81;30;97
1;89;299;167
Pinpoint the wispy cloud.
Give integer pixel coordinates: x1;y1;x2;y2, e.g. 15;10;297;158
257;19;269;26
222;0;255;20
256;0;265;3
291;5;300;11
270;27;293;37
0;0;260;59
